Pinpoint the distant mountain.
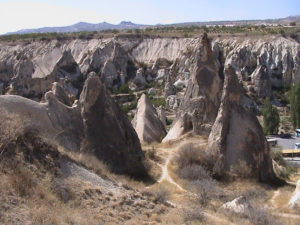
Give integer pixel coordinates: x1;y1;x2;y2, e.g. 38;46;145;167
6;16;300;35
6;21;147;35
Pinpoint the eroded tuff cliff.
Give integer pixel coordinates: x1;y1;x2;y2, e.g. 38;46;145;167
0;72;145;176
0;35;298;102
207;65;277;183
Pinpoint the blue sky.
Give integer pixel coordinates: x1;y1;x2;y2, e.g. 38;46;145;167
0;0;299;34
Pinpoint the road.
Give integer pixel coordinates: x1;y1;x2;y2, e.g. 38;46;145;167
267;135;300;150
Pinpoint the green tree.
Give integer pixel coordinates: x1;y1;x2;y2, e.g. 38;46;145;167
290;22;296;26
290;83;300;128
263;98;280;135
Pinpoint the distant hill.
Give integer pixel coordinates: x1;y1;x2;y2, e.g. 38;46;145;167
6;16;300;35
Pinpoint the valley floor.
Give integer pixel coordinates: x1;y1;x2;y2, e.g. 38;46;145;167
1;134;300;225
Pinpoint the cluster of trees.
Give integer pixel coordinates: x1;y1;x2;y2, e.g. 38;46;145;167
263;83;300;135
290;83;300;129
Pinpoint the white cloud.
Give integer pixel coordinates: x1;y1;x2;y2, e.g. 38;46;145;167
0;0;120;34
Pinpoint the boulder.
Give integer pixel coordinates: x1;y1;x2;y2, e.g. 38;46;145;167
132;94;166;143
221;196;252;216
207;65;277;182
289;180;300;209
164;33;223;142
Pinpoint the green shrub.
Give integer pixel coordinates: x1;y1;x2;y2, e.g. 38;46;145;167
263;98;280;135
150;98;166;107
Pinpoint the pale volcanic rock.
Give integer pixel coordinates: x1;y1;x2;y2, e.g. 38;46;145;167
132;94;166;143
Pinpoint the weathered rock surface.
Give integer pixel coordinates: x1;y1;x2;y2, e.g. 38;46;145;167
207;65;276;182
0;36;298;102
163;33;223;142
80;73;144;174
289;180;300;209
132;94;166;143
219;36;300;90
164;82;177;97
166;95;181;110
0;72;144;176
221;196;252;215
51;82;72;106
156;106;166;128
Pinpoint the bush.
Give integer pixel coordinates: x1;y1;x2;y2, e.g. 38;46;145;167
191;179;218;206
166;118;173;126
247;208;281;225
150;185;170;203
175;143;203;169
178;164;211;181
150;98;166;107
290;83;300;128
263;98;280;135
8;166;36;197
182;207;205;223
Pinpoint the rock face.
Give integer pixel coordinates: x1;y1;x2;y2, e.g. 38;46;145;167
163;34;223;142
207;65;276;182
0;72;144;176
289;180;300;209
219;37;300;91
132;94;166;143
164;82;177;97
80;73;144;174
156;106;166;128
51;82;72;106
221;196;252;215
0;36;298;102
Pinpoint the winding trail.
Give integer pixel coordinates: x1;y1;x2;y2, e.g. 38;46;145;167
151;138;300;222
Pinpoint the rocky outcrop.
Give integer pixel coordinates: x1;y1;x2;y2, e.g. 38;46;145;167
80;73;144;174
0;36;298;102
251;64;272;98
289;180;300;209
0;72;145;176
156;106;166;128
163;33;223;142
221;196;252;216
51;82;72;106
166;95;181;110
101;60;118;88
164;82;177;97
132;94;166;143
207;65;276;182
219;37;300;90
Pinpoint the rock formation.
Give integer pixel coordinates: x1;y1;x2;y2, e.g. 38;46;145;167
156;106;166;128
289;180;300;209
80;73;144;174
163;33;223;142
0;36;298;102
132;94;166;143
51;82;72;106
0;72;145;176
207;65;277;182
221;196;252;216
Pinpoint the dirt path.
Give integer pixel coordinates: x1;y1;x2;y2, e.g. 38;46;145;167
157;148;186;192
